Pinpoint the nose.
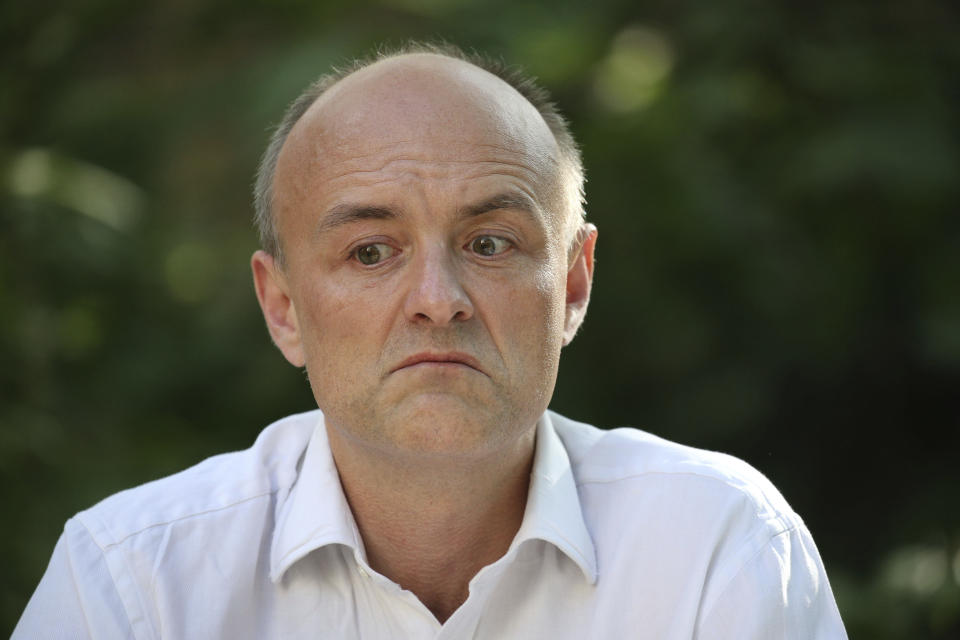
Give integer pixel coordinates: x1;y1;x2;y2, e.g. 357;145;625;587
403;244;474;325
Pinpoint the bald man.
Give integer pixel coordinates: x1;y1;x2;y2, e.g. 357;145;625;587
15;44;847;639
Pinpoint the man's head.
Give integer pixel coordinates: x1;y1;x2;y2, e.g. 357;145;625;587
251;44;597;464
253;43;586;265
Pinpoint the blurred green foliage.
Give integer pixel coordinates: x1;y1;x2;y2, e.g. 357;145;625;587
2;0;959;636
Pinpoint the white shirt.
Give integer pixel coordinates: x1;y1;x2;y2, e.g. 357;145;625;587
15;410;847;639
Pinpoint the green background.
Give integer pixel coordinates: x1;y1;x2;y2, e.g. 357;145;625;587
3;0;959;636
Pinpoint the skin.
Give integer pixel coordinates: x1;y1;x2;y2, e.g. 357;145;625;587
252;53;597;622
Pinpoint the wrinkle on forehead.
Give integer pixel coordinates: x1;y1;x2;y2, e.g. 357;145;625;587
272;54;569;254
323;157;545;187
276;54;560;193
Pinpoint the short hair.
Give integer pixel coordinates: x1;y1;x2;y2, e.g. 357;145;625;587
253;41;586;264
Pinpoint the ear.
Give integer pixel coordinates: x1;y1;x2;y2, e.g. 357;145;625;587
563;223;598;345
251;250;306;367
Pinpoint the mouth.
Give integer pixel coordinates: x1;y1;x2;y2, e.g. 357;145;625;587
390;352;486;376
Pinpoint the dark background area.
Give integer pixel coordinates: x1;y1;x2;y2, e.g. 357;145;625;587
2;0;958;637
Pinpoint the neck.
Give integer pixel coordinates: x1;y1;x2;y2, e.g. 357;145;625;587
327;426;536;623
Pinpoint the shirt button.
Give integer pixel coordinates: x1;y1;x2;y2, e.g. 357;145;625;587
358;566;369;578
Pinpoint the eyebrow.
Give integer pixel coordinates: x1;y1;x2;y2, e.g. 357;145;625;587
460;193;540;219
316;192;541;236
316;204;400;235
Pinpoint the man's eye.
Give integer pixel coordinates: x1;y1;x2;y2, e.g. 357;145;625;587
469;235;511;257
354;243;395;265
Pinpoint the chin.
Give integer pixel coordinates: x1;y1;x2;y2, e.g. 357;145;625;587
386;396;513;458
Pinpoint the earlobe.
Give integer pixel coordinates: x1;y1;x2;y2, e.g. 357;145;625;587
251;250;306;367
562;224;598;346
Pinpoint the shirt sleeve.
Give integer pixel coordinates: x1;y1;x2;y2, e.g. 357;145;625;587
695;523;848;640
12;519;137;640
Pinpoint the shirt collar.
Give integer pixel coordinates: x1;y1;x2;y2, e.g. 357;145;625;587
270;411;598;585
270;414;363;583
511;412;598;584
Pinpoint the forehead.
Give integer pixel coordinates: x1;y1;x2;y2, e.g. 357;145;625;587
273;54;562;220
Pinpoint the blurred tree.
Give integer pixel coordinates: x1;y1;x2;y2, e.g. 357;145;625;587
2;0;958;636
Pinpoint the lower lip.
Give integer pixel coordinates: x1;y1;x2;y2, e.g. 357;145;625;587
399;361;477;372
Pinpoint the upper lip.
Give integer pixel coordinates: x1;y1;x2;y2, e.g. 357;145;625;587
390;351;486;375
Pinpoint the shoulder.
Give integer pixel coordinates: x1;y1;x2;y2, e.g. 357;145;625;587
73;409;321;550
549;411;821;621
548;410;800;533
547;412;847;636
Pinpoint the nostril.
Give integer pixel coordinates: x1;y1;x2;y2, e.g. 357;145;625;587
402;252;475;325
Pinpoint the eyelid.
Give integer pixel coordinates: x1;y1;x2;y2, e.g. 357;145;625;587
349;240;399;266
467;233;514;256
345;234;395;254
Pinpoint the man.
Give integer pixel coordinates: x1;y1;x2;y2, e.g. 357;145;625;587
15;43;847;638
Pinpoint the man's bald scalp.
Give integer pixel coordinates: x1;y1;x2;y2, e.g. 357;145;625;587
253;42;586;264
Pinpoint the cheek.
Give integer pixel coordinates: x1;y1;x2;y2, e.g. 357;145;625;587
299;280;347;338
501;262;567;356
295;280;376;373
532;257;569;332
501;264;567;410
295;282;390;422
